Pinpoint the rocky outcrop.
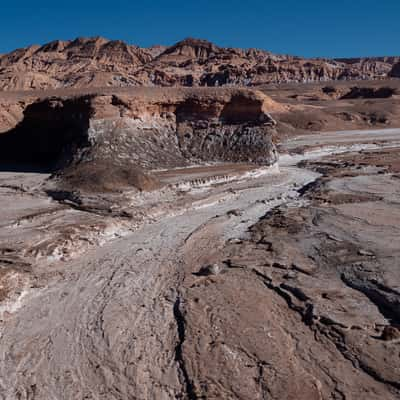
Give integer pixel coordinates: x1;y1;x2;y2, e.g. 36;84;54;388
0;100;27;133
340;86;397;99
0;87;278;192
156;38;219;62
0;37;399;91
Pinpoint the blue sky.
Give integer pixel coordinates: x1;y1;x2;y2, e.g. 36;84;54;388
1;0;399;57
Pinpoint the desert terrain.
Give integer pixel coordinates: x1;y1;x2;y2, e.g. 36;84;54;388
0;37;399;400
0;37;400;92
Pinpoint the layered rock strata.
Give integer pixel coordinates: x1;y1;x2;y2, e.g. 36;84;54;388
0;88;279;192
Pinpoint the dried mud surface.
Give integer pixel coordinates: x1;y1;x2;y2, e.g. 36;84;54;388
0;130;399;399
180;147;400;399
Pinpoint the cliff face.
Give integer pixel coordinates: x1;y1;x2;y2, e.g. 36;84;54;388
0;88;278;191
0;37;399;91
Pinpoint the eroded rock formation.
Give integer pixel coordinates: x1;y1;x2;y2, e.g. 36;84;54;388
0;88;279;192
0;37;399;91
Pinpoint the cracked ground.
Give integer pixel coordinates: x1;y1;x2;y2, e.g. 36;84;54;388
0;138;399;399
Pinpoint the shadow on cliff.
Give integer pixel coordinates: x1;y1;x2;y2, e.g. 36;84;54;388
0;91;278;194
0;96;160;194
0;96;92;173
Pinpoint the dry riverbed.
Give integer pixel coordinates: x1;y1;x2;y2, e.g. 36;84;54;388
0;129;399;399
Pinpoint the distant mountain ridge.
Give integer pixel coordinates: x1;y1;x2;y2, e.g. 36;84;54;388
0;36;399;91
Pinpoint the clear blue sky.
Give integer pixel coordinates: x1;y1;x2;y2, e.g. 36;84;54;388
1;0;399;58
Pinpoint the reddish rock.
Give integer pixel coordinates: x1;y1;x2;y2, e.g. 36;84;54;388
0;37;399;91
